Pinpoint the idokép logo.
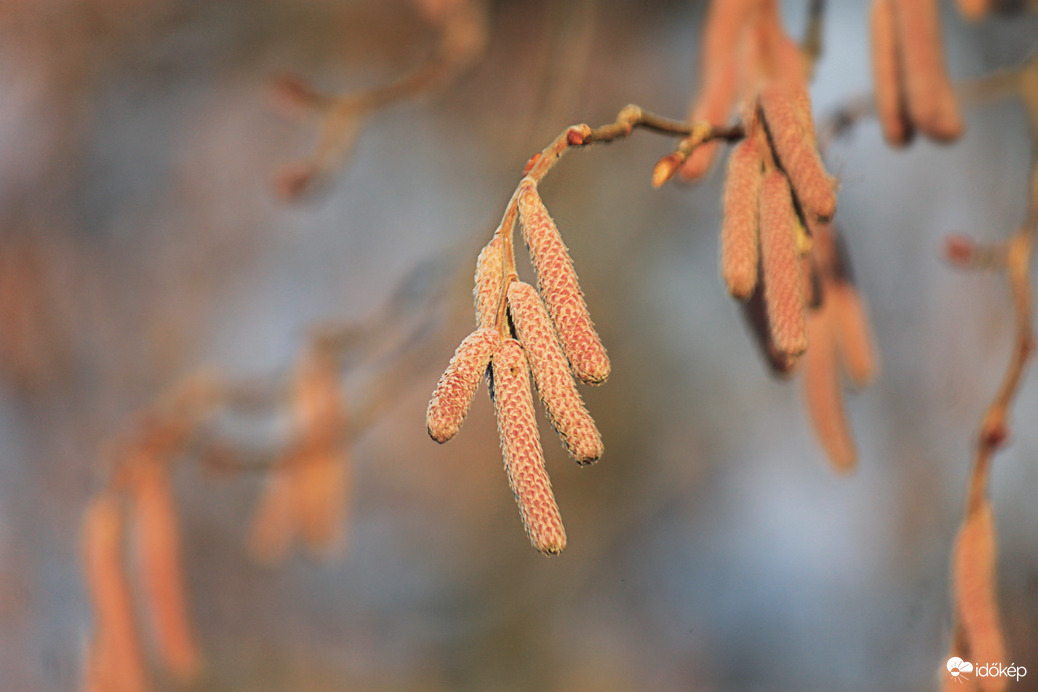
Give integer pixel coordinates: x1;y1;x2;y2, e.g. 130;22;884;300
946;657;1027;684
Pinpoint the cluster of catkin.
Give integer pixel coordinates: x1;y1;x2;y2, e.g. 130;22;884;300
81;431;203;692
869;0;964;147
710;2;838;372
427;179;607;554
249;342;352;563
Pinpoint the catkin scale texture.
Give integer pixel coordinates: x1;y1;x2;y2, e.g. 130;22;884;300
427;328;501;442
474;236;505;329
760;85;837;221
518;182;610;386
759;171;808;357
507;281;603;464
953;501;1006;691
492;339;567;555
721;138;764;299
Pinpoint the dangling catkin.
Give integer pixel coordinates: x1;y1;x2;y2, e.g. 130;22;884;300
831;283;878;388
870;0;913;147
760;85;838;221
953;500;1006;692
129;460;202;681
492;339;567;555
517;180;610;386
295;447;351;555
679;0;757;181
804;305;857;473
956;0;991;21
742;281;798;377
427;328;501;442
474;236;505;329
247;469;297;564
721;137;764;299
82;494;149;692
759;171;808;357
507;281;603;465
893;0;963;141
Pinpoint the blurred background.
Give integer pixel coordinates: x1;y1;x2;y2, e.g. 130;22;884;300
1;0;1037;690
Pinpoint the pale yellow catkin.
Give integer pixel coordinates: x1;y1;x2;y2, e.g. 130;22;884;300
507;281;603;465
474;236;504;330
804;305;857;473
893;0;963;141
130;460;202;681
721;137;764;299
870;0;913;147
492;339;567;555
427;328;501;442
82;494;149;692
953;500;1007;692
760;84;838;221
759;171;808;358
517;181;610;386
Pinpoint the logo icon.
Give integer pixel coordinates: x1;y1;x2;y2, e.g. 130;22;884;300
947;657;974;682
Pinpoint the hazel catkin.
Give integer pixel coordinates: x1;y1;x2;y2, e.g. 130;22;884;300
492;339;567;555
130;460;202;681
721;137;764;299
760;84;838;221
517;180;610;386
870;0;914;147
507;281;603;465
953;500;1006;691
427;328;501;443
474;236;505;330
759;171;808;358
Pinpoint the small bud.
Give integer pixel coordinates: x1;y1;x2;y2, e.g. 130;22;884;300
945;234;977;266
651;153;682;188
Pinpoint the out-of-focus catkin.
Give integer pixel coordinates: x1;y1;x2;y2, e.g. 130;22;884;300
129;460;202;681
760;85;838;221
759;171;808;357
507;281;603;465
831;284;878;388
870;0;913;147
953;500;1006;692
804;305;857;473
893;0;963;141
721;137;764;299
427;328;501;442
474;236;505;329
492;339;567;555
82;494;149;692
295;447;351;554
248;469;297;564
517;181;610;386
956;0;991;20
